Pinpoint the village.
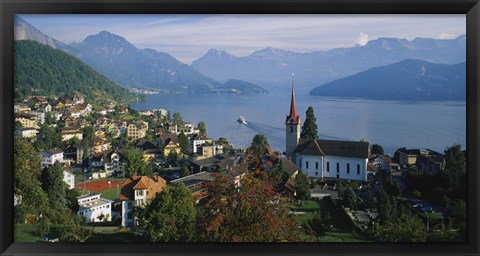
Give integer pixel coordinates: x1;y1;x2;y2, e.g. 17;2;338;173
14;88;466;243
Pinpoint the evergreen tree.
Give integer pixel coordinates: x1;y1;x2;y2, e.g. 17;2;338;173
178;132;189;153
295;171;311;200
41;161;67;204
198;121;207;139
370;144;384;154
300;106;319;140
173;112;184;126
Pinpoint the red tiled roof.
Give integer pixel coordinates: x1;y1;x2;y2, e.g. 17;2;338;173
120;175;167;201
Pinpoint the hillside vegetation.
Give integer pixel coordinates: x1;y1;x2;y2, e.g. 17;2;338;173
15;40;136;104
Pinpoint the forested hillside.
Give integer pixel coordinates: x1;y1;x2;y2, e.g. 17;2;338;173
15;40;136;104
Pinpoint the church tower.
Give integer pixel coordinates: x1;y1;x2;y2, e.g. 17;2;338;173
285;74;300;159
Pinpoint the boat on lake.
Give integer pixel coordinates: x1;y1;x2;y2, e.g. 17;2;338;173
237;115;247;124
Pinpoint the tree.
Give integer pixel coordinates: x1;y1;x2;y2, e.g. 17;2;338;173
197;173;300;242
370;144;384;155
111;132;129;149
305;210;332;241
295;171;311;200
41;161;67;204
124;147;146;176
300;106;318;140
247;134;271;158
142;182;196;242
181;165;190;177
178;132;189;153
377;190;395;222
173;112;184;126
67;136;81;148
444;144;465;174
198;121;207;139
14;137;50;223
38;125;62;149
82;126;95;141
58;218;94;242
374;212;427;242
15;120;23;130
270;160;289;183
342;187;358;210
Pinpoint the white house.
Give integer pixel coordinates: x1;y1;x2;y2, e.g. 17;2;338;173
39;148;64;168
63;167;75;190
91;150;125;177
77;194;113;223
15;128;38;138
119;175;167;227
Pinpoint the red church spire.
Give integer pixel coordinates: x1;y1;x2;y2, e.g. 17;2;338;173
286;73;300;125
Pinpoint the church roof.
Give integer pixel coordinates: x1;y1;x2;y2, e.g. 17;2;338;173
295;138;369;159
285;75;300;125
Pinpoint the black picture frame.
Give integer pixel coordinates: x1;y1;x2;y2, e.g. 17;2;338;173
1;0;479;255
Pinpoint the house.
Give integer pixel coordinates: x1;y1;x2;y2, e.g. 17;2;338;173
77;194;113;223
39;148;64;168
177;122;199;135
104;150;126;177
127;121;148;140
90;149;125;177
136;139;162;162
369;154;400;172
226;165;246;187
395;148;445;173
14;103;31;113
170;171;214;204
31;110;45;125
168;122;199;135
59;126;83;141
119;175;167;227
190;134;206;154
15;113;38;129
63;166;75;190
118;105;129;114
89;137;111;154
158;134;181;158
15;128;38;138
187;153;236;173
63;145;84;165
285;77;369;181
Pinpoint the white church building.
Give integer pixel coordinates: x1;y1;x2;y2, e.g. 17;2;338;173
285;76;369;181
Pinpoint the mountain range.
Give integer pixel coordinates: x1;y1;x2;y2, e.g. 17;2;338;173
309;59;466;100
14;16;466;100
191;36;465;92
14;17;266;95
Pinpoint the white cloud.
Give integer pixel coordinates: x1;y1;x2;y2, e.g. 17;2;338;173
438;32;456;39
355;32;369;46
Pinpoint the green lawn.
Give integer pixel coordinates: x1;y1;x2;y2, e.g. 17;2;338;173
15;224;43;242
100;187;120;200
291;198;370;242
119;113;135;121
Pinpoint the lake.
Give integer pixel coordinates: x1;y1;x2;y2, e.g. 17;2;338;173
131;92;466;155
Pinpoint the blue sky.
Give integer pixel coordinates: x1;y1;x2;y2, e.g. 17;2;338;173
19;14;465;64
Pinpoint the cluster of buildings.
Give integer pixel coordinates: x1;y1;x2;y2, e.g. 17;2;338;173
17;82;450;228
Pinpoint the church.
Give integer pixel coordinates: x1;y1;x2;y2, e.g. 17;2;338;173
285;76;369;181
